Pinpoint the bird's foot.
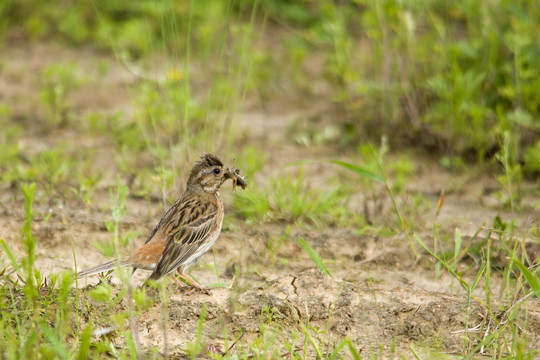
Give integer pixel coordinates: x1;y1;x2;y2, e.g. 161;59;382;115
175;272;208;290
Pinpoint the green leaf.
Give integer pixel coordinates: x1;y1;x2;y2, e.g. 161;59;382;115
513;259;540;300
296;237;332;276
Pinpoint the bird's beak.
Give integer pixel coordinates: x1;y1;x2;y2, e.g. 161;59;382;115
225;168;247;190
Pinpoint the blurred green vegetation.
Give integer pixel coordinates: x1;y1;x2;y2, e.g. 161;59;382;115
261;0;540;176
1;0;538;176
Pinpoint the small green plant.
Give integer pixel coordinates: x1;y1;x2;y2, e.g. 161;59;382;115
154;165;176;206
495;131;522;211
288;118;340;148
258;226;291;267
232;183;271;221
296;237;332;276
72;171;103;205
7;145;100;202
185;303;207;359
0;105;22;184
39;63;81;127
30;147;70;197
94;178;139;258
235;145;267;180
415;213;540;357
327;141;422;252
21;183;37;297
0;184;113;358
234;168;351;225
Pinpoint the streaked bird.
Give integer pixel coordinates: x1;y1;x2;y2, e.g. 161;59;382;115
77;153;247;288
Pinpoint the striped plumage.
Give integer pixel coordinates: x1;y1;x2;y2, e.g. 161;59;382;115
77;153;246;288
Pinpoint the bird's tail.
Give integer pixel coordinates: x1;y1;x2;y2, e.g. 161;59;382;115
77;258;131;278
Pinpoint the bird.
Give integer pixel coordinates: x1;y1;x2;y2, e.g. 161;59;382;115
77;153;247;288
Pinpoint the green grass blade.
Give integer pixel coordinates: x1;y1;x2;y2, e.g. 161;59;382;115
326;337;349;360
470;261;486;292
414;234;469;291
287;159;385;182
410;341;422;360
298;322;323;359
345;338;362;360
40;321;69;359
296;237;332;277
453;228;462;270
513;259;540;299
76;323;92;360
1;239;22;274
125;331;139;360
327;159;385;182
190;302;206;359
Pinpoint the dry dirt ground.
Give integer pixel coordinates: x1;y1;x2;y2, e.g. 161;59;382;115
1;43;539;358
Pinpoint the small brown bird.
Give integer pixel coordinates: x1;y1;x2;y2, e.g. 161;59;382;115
77;153;247;288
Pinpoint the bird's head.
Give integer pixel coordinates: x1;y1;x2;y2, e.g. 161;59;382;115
187;153;247;194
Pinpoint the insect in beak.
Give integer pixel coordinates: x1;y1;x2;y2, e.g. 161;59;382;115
225;168;247;190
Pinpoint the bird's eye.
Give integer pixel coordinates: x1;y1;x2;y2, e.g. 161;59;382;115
213;168;221;174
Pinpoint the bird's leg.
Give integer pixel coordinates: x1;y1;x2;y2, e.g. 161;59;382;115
176;269;207;289
171;274;186;288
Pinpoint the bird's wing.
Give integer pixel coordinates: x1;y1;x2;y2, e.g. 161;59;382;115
142;196;194;245
149;199;219;279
